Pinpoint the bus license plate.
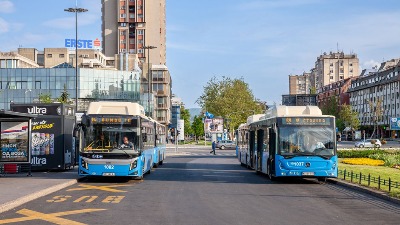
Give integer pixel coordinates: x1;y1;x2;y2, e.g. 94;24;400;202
302;172;314;176
103;172;115;176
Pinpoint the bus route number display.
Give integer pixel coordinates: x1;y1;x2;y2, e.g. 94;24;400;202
281;117;331;125
91;117;132;124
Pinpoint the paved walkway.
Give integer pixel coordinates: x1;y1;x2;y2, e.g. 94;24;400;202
0;167;80;213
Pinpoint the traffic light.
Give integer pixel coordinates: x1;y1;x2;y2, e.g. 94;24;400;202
177;130;180;135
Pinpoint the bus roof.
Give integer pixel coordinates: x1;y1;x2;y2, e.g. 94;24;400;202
264;105;322;119
86;101;145;116
246;114;265;124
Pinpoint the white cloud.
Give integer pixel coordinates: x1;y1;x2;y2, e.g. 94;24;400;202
363;60;380;69
0;17;9;33
0;0;14;13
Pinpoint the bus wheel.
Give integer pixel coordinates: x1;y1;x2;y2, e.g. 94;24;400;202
154;162;159;168
159;160;163;165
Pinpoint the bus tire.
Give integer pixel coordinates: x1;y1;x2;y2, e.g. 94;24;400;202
159;160;163;165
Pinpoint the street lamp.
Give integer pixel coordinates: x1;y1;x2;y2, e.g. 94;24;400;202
64;2;88;113
143;45;157;118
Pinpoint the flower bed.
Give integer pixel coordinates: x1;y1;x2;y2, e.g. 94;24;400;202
342;158;385;166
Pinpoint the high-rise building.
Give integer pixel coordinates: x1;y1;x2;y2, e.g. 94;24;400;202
288;72;311;95
314;51;359;92
102;0;171;126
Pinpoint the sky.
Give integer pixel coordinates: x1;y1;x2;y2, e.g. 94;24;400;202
1;0;400;108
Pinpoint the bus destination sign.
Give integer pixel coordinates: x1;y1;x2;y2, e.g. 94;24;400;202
91;117;132;124
281;117;331;126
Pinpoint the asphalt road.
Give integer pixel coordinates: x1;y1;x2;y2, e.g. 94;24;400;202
1;148;400;225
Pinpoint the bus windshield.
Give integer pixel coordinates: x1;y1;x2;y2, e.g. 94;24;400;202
278;125;335;158
83;124;140;154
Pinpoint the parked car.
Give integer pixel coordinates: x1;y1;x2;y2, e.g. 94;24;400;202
354;139;381;148
216;140;236;150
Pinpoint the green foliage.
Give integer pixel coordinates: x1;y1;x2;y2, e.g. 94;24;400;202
57;84;73;104
369;152;400;167
309;87;317;94
180;105;192;135
338;149;386;158
38;93;53;103
191;115;204;137
339;104;360;130
196;76;263;130
320;96;339;117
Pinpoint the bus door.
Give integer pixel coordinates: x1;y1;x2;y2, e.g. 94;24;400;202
256;129;264;172
268;128;276;176
249;130;255;168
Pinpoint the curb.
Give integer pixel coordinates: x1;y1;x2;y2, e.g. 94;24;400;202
0;177;85;214
328;178;400;205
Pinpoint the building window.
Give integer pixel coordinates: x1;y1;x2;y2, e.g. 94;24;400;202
339;76;343;79
129;13;135;19
138;30;144;35
120;14;126;18
330;76;333;80
47;54;52;58
120;31;125;36
121;6;126;10
138;14;143;18
138;49;144;53
120;23;127;27
59;54;65;58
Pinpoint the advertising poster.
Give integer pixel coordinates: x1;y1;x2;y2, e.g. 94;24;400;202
30;118;61;169
1;121;30;163
390;117;400;130
204;118;224;133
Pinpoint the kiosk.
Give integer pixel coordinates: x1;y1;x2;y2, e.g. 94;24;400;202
10;103;75;171
0;110;35;175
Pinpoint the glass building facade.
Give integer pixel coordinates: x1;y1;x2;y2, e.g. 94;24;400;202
0;68;141;112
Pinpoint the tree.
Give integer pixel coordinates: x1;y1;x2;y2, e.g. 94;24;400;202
57;84;73;104
368;98;383;138
339;104;360;131
310;87;317;94
180;105;192;136
191;115;204;140
38;93;53;103
196;76;263;132
320;96;345;130
320;96;339;117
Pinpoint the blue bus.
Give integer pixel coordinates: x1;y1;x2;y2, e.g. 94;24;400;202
239;106;337;180
153;121;166;167
76;102;155;179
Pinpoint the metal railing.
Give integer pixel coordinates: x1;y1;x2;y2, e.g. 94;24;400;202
338;169;400;192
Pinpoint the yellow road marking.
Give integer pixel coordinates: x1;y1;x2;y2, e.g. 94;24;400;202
73;196;99;203
46;195;72;203
67;184;130;193
102;196;125;203
0;208;106;225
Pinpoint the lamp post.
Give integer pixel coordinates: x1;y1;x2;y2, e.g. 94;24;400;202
64;2;88;113
143;45;157;118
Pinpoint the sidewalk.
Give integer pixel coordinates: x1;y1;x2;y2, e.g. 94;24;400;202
0;167;81;213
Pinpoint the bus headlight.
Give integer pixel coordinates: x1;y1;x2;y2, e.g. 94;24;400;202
130;159;138;170
81;158;88;169
332;162;337;170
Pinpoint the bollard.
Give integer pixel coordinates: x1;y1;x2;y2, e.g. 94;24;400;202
368;174;371;186
378;176;381;190
344;169;346;180
351;171;353;183
389;178;391;192
359;172;362;184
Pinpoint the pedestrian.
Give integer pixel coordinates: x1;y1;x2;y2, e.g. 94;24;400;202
210;141;216;155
